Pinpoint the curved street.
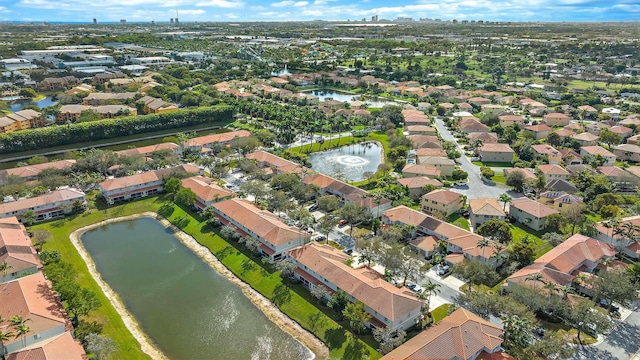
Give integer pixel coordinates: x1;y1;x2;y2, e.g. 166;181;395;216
433;117;521;201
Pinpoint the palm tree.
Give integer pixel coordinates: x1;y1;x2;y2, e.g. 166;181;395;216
525;272;545;287
9;315;31;348
498;194;512;211
543;281;560;298
532;172;546;199
418;279;441;314
0;261;13;277
477;238;490;260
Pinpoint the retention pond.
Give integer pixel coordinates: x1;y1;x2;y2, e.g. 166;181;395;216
81;217;313;360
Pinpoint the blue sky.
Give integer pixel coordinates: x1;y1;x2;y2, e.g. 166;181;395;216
1;0;639;22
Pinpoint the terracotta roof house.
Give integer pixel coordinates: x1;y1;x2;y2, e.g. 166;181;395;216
98;165;202;205
506;234;615;290
184;130;252;153
565;122;584;132
408;135;442;149
469;198;506;230
116;142;182;158
402;164;441;178
468;97;491;106
628;134;640;145
397;177;443;200
498;114;524;128
503;168;536;181
181;176;233;211
245;150;309;176
478;144;515;163
288;243;423;331
421;189;464;216
538;164;571;180
531;144;562;165
402;110;430;126
597;166;632;180
509;197;559;231
409;235;439;259
382;206;504;268
481;104;504;115
571;132;599;147
613;144;640;163
524;125;552;141
416;156;456;176
543;113;570;127
595;215;640;259
414;148;448;158
609;125;634;140
580;146;616;166
554;128;576;139
381;307;509;360
0;188;86;223
0;160;76;186
458;119;490;133
56;104;136;123
406;125;436;135
213;198;306;261
0;217;41;284
469;132;498;145
138;95;179;114
0;273;71;355
302;173;392;216
4;332;86;360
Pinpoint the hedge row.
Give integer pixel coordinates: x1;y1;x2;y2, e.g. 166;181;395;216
0;106;234;154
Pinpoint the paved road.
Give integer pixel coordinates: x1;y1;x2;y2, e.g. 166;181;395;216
571;304;640;360
418;267;464;311
433;117;520;200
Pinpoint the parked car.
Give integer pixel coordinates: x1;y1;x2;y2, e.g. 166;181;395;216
437;264;451;276
308;204;319;212
407;283;417;290
314;235;326;242
339;219;348;226
343;248;353;255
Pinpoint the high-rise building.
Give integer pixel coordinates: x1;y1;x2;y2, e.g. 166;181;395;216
92;18;97;24
120;19;126;24
170;18;174;23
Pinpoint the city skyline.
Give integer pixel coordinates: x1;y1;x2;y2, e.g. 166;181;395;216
1;0;639;23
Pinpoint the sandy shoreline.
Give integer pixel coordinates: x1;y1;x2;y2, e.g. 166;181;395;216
69;212;329;360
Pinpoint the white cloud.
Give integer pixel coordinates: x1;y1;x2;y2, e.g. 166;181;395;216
177;9;206;15
195;0;244;8
293;1;308;6
271;1;294;8
0;6;10;12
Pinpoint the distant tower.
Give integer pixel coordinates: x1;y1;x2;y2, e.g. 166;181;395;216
170;18;174;23
120;19;126;24
151;20;155;25
175;10;179;24
93;18;97;25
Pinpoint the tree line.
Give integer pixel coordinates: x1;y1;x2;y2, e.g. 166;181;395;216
0;106;233;154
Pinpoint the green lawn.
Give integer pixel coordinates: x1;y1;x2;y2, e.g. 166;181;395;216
509;223;552;258
287;135;361;154
492;174;506;185
33;194;380;360
447;213;470;231
430;304;451;324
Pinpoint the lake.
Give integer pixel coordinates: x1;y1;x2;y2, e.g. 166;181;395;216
309;142;382;182
306;89;398;108
8;96;57;112
81;217;313;360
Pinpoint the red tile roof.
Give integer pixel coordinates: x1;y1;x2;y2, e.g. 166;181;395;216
382;308;504;360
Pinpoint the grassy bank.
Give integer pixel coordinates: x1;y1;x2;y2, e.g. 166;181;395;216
33;194;380;360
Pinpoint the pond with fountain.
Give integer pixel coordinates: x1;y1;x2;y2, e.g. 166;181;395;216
308;142;383;182
81;217;313;360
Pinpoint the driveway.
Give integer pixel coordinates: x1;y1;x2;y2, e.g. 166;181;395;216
571;304;640;360
432;117;521;200
419;267;464;311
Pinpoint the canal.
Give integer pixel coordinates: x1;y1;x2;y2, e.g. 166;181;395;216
81;217;313;360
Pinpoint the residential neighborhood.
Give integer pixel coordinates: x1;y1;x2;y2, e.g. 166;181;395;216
0;19;639;360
